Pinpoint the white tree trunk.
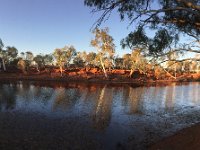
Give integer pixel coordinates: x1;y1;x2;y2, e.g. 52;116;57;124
174;63;177;79
2;59;6;71
100;57;108;78
129;69;134;78
59;65;63;77
163;68;176;79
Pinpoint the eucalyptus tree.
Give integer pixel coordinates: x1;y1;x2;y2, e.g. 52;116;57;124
73;51;98;67
17;58;26;74
0;39;3;50
194;54;200;73
114;57;124;69
23;51;34;71
6;46;18;62
33;54;45;70
43;54;53;66
86;52;97;67
85;0;200;65
74;51;97;67
0;39;6;71
53;48;66;76
129;49;149;77
73;52;85;67
165;51;180;78
0;39;19;71
53;45;77;76
25;51;34;61
64;46;77;67
0;50;7;71
91;28;115;78
20;52;25;60
122;54;131;69
189;61;198;73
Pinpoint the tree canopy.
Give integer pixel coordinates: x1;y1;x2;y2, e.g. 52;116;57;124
0;39;4;51
84;0;200;56
91;27;115;77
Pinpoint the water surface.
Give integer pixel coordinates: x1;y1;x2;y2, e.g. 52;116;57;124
0;81;200;150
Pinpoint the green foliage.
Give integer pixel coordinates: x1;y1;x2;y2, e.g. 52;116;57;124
91;27;115;63
91;27;115;77
53;45;77;67
121;26;148;49
33;54;45;68
0;39;4;51
149;29;173;55
64;46;77;65
121;27;173;56
6;46;18;59
130;49;149;73
85;0;200;36
44;54;53;65
85;0;200;56
91;27;115;56
85;52;97;66
114;57;123;69
73;52;85;67
25;51;34;61
122;54;131;69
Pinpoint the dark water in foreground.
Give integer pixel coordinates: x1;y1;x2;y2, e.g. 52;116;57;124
0;81;200;150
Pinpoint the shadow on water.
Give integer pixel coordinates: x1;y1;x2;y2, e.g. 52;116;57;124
0;81;200;149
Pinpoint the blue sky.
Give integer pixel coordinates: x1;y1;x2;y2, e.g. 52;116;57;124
0;0;133;56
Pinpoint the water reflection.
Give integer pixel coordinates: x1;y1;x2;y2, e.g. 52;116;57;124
128;87;145;114
0;84;17;110
52;87;80;111
92;85;113;130
191;83;199;104
164;83;176;111
0;81;200;130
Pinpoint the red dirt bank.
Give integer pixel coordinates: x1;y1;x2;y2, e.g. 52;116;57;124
0;68;200;83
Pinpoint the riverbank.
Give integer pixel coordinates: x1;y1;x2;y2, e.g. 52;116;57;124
149;123;200;150
0;72;199;85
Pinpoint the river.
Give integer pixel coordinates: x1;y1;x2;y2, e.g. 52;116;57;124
0;81;199;150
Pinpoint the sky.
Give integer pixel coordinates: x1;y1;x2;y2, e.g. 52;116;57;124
0;0;133;56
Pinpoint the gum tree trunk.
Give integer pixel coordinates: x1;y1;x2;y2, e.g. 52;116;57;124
2;58;6;71
100;57;108;78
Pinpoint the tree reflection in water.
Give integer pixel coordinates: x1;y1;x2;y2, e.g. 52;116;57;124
128;86;145;114
0;81;199;133
52;87;80;111
0;84;17;111
92;85;113;130
191;82;199;104
165;83;176;111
